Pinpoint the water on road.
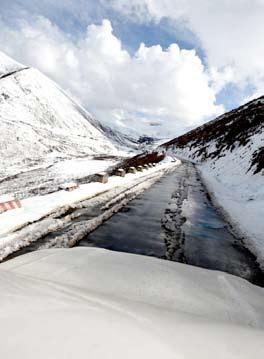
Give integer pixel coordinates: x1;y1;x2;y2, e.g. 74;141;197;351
78;163;264;286
78;172;178;257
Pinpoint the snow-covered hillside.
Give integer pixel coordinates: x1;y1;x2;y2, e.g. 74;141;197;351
162;96;264;175
0;51;121;180
161;97;264;266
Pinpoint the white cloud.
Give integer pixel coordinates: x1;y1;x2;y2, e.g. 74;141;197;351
109;0;264;95
0;16;223;136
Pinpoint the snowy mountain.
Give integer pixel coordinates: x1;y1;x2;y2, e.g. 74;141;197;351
0;51;26;78
162;96;264;176
96;123;140;151
98;126;162;152
0;51;122;180
161;97;264;266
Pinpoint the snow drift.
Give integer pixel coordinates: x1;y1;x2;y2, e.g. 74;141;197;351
0;51;119;180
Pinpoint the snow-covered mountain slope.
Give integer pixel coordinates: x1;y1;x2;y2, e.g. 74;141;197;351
1;247;264;359
97;124;140;151
161;97;264;266
162;96;264;174
0;51;26;78
0;52;121;180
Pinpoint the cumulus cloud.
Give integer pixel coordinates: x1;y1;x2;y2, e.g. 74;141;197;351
0;16;223;136
109;0;264;97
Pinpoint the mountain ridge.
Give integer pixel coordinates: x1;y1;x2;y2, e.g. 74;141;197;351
0;52;123;180
161;95;264;175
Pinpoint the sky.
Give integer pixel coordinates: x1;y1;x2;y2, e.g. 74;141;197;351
0;0;264;137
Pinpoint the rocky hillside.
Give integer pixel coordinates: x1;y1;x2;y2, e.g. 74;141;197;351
0;51;121;180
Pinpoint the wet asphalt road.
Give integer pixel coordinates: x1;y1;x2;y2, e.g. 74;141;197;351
78;163;264;286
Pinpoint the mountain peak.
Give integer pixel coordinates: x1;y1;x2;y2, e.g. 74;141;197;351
0;51;25;78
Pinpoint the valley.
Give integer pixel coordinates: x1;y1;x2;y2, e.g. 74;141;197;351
0;48;263;359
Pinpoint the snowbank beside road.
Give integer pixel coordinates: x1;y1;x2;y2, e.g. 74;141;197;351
51;157;116;179
0;247;264;359
0;161;178;238
200;165;264;268
0;157;119;200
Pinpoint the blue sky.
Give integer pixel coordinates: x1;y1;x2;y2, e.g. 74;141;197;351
1;0;200;54
0;0;263;136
